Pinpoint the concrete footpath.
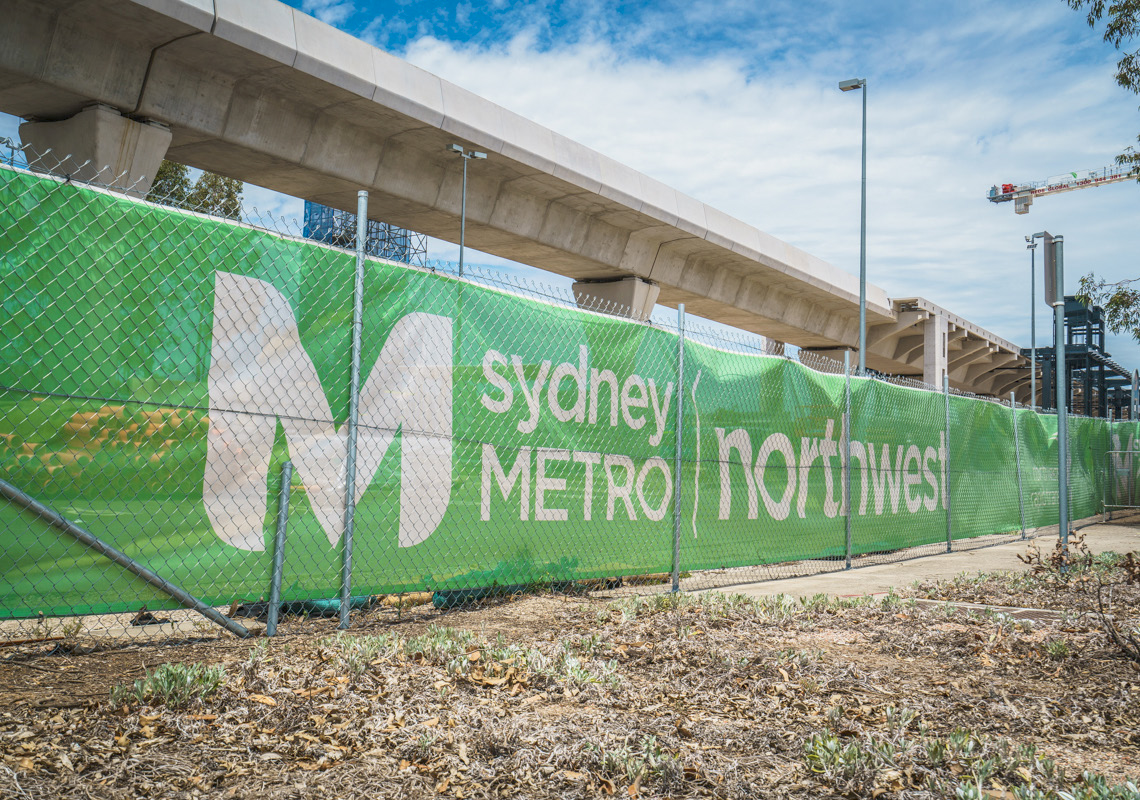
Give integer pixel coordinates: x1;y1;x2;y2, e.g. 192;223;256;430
725;521;1140;601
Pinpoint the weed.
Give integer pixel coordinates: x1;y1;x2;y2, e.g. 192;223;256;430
110;662;225;708
589;734;682;787
804;713;1137;800
1045;637;1071;660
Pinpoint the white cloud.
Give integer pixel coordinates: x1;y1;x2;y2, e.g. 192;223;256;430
399;2;1140;369
301;0;356;27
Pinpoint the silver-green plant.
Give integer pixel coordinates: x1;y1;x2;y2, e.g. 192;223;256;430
110;662;225;708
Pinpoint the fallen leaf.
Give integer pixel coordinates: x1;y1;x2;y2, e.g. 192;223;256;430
249;694;277;707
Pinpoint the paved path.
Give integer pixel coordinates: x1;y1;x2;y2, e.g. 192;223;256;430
723;521;1140;601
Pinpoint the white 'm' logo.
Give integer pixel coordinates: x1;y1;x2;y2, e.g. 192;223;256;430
202;271;453;551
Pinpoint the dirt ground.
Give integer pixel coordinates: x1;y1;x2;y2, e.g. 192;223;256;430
2;542;1139;799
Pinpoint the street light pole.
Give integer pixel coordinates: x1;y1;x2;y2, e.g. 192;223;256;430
839;78;868;374
447;144;487;279
1026;236;1038;409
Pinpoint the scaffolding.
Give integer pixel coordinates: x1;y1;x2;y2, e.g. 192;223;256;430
1024;296;1137;418
303;201;427;265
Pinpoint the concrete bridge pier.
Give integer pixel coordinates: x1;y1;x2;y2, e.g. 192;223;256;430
19;104;171;198
923;313;949;387
571;276;661;321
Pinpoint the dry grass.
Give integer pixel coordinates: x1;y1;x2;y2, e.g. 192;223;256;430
2;568;1139;798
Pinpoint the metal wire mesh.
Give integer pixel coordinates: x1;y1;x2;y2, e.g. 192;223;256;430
0;144;1126;644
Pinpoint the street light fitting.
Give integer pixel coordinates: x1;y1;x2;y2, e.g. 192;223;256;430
838;78;865;91
448;143;487;161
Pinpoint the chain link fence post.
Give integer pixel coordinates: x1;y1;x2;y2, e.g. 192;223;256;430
1010;393;1027;539
843;350;853;569
267;461;293;637
340;190;368;631
671;304;685;593
944;374;953;552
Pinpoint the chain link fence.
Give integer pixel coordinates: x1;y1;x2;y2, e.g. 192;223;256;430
0;147;1129;646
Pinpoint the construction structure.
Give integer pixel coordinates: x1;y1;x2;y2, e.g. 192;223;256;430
303;201;427;265
1024;297;1136;418
987;165;1133;214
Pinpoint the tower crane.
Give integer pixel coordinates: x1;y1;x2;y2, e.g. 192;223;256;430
987;165;1133;214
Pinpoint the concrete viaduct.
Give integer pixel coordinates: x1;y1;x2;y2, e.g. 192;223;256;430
0;0;1031;399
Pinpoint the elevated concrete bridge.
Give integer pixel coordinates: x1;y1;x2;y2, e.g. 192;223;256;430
0;0;1031;398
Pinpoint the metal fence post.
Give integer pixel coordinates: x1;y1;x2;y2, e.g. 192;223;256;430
340;190;367;630
944;375;952;552
267;461;293;637
1053;236;1070;554
1010;393;1027;539
844;350;853;569
671;303;685;593
0;477;251;638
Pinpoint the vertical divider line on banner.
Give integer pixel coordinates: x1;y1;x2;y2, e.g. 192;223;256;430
672;304;685;593
340;190;368;631
944;375;953;552
1010;394;1027;540
843;351;853;570
268;461;293;637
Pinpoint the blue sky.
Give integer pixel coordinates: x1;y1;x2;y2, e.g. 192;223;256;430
3;0;1139;376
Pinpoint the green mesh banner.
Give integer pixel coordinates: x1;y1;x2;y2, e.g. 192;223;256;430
0;166;1120;619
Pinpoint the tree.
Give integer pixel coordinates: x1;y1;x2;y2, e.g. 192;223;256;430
1067;2;1140;337
1068;1;1140;176
147;160;192;207
145;159;243;220
185;171;243;220
1076;275;1140;341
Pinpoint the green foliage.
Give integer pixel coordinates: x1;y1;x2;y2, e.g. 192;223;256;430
587;734;682;787
145;159;243;220
147;160;192;206
186;171;243;219
1067;1;1140;175
110;662;225;708
1076;274;1140;341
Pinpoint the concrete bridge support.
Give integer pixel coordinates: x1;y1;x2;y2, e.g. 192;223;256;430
571;276;661;320
20;104;171;198
923;313;949;387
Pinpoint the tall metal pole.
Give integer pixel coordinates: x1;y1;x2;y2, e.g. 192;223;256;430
340;190;367;630
944;374;953;553
671;303;685;594
858;82;868;375
1053;236;1070;552
843;350;853;569
459;156;468;279
1029;240;1037;409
